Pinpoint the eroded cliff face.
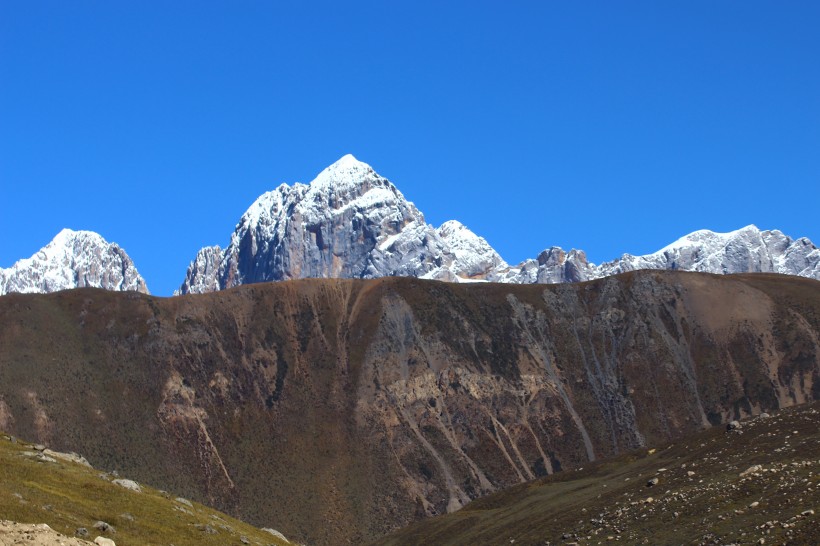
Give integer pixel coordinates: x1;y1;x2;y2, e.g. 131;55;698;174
0;272;818;544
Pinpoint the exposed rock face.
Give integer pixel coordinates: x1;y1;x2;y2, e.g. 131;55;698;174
179;156;820;293
492;247;596;284
178;155;462;294
177;245;223;295
0;229;148;295
1;271;818;545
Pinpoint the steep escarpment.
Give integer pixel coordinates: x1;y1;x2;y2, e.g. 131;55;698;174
0;272;818;544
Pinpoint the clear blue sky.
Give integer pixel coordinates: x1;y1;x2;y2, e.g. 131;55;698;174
2;2;818;296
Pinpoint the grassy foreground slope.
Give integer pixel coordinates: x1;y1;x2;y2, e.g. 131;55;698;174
376;402;820;546
0;433;291;546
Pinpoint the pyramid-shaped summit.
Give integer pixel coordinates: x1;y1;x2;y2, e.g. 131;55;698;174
0;228;149;295
307;153;375;190
177;155;489;294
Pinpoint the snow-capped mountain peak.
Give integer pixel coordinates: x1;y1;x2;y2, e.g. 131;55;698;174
437;220;508;279
308;154;374;192
652;224;760;255
595;224;808;278
178;156;820;294
0;229;149;295
178;155;456;294
6;160;817;297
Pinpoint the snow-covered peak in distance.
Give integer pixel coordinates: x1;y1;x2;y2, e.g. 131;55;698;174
498;224;820;284
178;155;461;294
178;154;820;294
597;224;820;278
0;228;149;295
437;220;508;279
653;224;762;254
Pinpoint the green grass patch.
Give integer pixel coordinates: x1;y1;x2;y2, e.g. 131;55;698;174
0;434;292;546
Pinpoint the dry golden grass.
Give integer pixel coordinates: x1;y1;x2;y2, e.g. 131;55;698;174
0;434;292;546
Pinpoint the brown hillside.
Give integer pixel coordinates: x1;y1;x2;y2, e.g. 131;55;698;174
0;271;818;544
375;401;820;545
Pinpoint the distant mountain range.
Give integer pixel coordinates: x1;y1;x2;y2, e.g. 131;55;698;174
2;155;818;296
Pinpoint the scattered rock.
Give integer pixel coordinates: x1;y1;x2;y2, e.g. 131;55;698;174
749;501;760;508
75;527;89;537
240;536;250;544
175;497;193;507
35;453;57;463
44;448;92;467
33;444;46;451
262;528;289;542
740;464;763;477
112;478;141;492
0;520;92;545
94;537;116;546
646;477;659;487
194;523;217;534
93;520;115;534
726;421;742;432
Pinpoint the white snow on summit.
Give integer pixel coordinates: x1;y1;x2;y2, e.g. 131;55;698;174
177;155;820;294
0;229;149;295
596;224;820;279
7;158;816;298
437;220;507;279
495;224;820;284
178;155;463;293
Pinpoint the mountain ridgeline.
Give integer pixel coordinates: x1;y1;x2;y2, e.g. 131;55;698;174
2;155;818;296
0;271;818;544
177;154;820;293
